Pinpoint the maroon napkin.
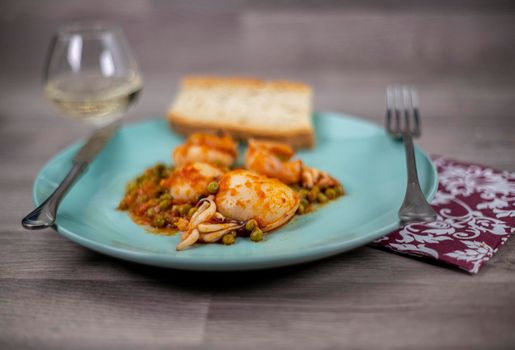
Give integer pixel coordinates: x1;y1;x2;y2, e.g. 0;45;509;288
373;156;515;273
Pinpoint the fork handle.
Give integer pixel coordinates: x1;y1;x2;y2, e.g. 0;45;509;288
21;161;88;230
399;133;437;224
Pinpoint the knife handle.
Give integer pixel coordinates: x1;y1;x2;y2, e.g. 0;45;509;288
21;161;88;230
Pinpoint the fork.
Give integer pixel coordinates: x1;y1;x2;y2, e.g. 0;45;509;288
386;85;437;225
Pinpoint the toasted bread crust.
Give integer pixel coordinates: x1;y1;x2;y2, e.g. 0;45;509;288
168;113;314;149
181;76;311;93
169;76;314;148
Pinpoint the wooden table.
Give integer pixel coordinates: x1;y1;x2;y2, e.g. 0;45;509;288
1;2;514;349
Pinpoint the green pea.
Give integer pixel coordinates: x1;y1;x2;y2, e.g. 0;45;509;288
307;186;320;202
245;219;258;232
250;228;263;242
171;205;180;214
297;204;305;215
153;215;165;228
317;193;328;203
159;199;171;210
207;181;219;194
155;163;166;172
126;181;138;192
335;185;345;196
187;206;198;218
300;198;309;207
325;188;337;200
179;204;192;216
298;189;309;199
160;192;172;201
222;233;236;245
160;167;172;178
146;208;155;217
290;184;301;192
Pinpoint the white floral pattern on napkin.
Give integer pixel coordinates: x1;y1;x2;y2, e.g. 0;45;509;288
373;156;515;273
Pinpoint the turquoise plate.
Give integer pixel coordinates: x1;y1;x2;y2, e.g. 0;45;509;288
33;112;438;271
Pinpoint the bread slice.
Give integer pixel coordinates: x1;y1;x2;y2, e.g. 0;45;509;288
167;76;314;148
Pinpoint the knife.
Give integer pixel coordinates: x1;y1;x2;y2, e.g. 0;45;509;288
21;120;121;230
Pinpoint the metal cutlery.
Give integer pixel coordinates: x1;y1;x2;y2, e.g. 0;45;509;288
386;85;437;225
21;120;121;230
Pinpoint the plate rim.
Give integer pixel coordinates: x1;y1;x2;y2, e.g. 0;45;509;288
32;112;438;271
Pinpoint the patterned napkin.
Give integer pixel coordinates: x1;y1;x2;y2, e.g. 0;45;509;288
373;156;515;273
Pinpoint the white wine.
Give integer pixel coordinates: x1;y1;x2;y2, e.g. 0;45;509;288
44;74;142;124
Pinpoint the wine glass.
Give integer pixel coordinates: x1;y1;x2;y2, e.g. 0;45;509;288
43;22;142;126
21;23;142;230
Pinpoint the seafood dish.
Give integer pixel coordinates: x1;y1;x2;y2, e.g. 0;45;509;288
118;133;344;250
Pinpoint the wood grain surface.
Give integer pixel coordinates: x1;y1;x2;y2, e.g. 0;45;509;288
1;1;514;349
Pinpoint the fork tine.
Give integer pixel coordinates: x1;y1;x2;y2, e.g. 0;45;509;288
394;86;402;134
410;87;421;137
402;85;411;133
386;86;394;133
386;85;421;138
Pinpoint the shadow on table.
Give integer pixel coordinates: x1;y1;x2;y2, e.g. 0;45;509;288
80;247;371;294
75;243;465;296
